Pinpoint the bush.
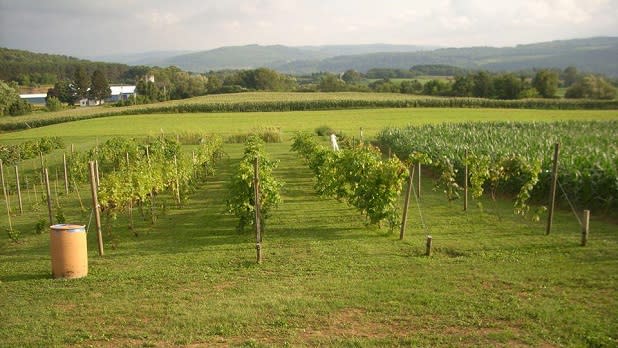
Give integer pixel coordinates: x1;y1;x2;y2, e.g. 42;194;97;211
45;96;64;112
315;125;335;136
8;98;32;116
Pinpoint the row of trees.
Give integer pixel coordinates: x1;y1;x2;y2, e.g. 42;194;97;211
46;67;111;105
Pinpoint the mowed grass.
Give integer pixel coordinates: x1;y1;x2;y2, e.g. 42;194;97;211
3;107;617;143
0;109;617;347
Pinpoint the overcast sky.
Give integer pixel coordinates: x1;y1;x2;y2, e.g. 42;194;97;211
1;0;617;57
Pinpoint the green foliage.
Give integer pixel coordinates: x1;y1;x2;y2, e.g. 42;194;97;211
532;69;559;98
565;75;617;100
226;135;283;232
378;121;618;214
45;96;64;112
7;97;32;116
6;227;21;242
89;70;111;102
226;127;282;144
314;125;335;136
0;80;20;116
0;136;64;165
34;219;48;234
291;133;407;229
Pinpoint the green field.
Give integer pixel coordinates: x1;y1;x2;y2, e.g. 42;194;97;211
1;106;617;346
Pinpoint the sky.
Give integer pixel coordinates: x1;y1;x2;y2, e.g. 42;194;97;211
1;0;617;57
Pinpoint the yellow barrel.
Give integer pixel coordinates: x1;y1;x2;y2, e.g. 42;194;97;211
50;224;88;279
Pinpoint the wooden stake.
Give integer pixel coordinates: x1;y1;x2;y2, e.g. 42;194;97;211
0;160;12;231
94;160;100;188
546;143;560;235
174;155;181;205
581;210;590;246
44;168;53;225
71;143;75;155
54;169;60;208
39;152;44;186
25;176;31;204
400;164;415;240
73;180;85;212
146;145;150;164
425;235;432;256
126;152;130;167
464;149;468;212
14;166;23;214
63;153;69;194
417;162;422;200
254;157;262;263
89;161;104;256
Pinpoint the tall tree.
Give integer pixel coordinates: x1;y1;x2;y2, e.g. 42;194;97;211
472;72;494;98
493;73;523;99
0;80;20;116
562;66;578;87
74;66;90;99
89;70;111;102
532;69;559;98
47;79;77;105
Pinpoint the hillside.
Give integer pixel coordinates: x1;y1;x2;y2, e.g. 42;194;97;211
273;37;618;76
0;47;141;84
148;37;618;76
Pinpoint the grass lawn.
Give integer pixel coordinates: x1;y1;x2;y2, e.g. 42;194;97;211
0;109;617;346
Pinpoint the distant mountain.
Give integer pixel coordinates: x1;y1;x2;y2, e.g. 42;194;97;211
139;37;617;77
150;44;435;72
86;50;194;65
272;37;618;76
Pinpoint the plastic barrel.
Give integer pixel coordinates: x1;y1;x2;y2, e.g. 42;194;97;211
50;224;88;279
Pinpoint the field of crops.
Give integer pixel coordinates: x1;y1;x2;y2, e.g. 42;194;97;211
1;107;617;346
377;121;618;214
1;92;617;132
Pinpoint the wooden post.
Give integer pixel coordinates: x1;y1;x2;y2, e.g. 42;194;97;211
464;149;468;211
425;235;432;256
546;143;560;235
174;155;181;205
94;160;100;188
145;145;150;164
44;168;53;225
54;169;60;208
71;143;75;155
73;180;85;212
400;164;415;240
39;152;44;185
0;160;12;231
359;127;364;143
254;157;262;263
581;210;590;246
388;147;392;159
417;162;422;200
63;153;69;194
14;166;23;214
126;152;130;167
89;161;104;256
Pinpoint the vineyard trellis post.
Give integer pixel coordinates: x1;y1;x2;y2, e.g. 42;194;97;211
88;161;105;256
15;166;23;214
44;168;53;225
0;159;12;232
464;149;468;211
546;143;560;235
581;210;590;246
416;162;422;200
254;157;262;264
425;235;432;256
94;160;100;188
63;153;69;194
400;164;415;240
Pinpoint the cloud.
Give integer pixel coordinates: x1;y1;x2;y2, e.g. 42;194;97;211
0;0;616;56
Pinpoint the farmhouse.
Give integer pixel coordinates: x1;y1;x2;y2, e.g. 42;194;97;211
109;85;136;102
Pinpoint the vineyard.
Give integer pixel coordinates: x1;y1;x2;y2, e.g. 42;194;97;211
0;108;617;346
